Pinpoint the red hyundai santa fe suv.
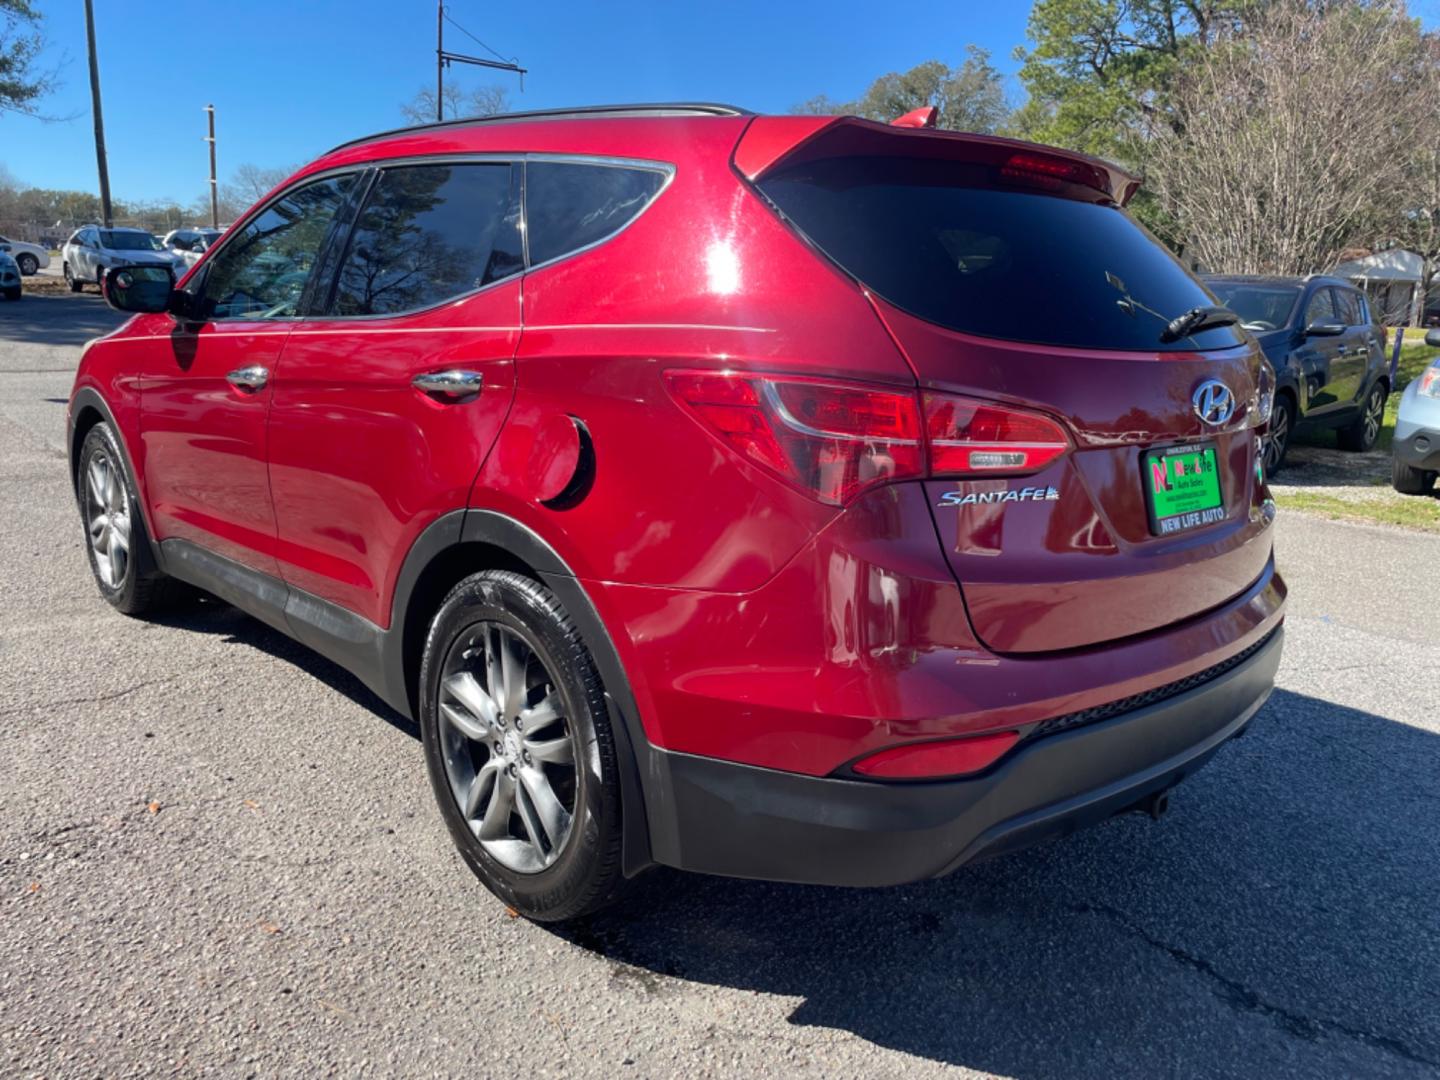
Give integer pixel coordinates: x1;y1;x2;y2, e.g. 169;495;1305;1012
69;104;1285;921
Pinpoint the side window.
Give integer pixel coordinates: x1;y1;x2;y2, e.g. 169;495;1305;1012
198;174;354;320
525;161;668;267
1304;288;1336;328
1334;289;1363;326
329;163;521;317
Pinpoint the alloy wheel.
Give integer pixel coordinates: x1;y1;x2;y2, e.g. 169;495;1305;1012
1264;404;1289;473
1363;389;1383;446
437;622;577;874
85;450;131;588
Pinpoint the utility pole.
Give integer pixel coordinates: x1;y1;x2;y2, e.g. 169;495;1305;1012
204;105;218;228
434;1;525;124
83;0;112;228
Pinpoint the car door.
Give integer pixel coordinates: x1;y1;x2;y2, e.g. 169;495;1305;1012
139;172;358;576
75;228;100;280
267;159;524;626
1330;286;1378;407
1295;286;1346;415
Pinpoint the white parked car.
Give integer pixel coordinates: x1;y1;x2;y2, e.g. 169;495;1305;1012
62;226;187;291
0;249;21;301
0;235;50;276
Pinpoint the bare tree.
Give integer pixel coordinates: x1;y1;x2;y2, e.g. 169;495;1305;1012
400;84;510;125
1147;1;1440;275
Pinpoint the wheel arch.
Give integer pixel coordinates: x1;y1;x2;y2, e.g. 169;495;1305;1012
68;386;163;567
384;508;657;876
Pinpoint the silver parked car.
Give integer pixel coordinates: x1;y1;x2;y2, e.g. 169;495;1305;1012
0;235;50;276
1391;328;1440;496
0;249;21;301
62;226;187;292
161;227;224;268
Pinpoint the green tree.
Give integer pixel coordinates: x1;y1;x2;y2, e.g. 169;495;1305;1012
1013;0;1244;162
0;0;50;117
792;47;1009;133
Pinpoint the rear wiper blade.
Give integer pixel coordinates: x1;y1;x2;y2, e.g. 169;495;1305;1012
1160;305;1239;344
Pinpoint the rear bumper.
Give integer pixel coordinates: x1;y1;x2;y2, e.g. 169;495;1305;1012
642;626;1282;887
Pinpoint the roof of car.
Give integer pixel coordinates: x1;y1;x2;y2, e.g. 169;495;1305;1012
326;102;752;154
1204;273;1354;289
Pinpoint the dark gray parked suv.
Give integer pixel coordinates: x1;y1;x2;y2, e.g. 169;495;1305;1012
1206;274;1389;473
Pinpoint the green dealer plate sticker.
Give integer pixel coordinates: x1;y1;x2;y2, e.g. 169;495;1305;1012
1142;443;1225;536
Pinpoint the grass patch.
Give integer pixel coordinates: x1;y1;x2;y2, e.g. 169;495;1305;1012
1277;489;1440;533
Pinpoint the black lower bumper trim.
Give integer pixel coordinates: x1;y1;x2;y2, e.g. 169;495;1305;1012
643;627;1283;887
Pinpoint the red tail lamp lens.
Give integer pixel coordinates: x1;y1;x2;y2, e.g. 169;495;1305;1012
924;393;1069;476
999;153;1107;194
852;731;1020;779
665;371;924;505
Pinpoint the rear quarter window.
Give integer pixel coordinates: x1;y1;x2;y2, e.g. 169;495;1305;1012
757;155;1244;352
525;161;669;268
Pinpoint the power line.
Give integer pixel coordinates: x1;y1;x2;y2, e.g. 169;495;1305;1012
435;2;527;121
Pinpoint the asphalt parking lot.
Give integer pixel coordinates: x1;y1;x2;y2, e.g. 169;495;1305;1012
2;292;1438;1079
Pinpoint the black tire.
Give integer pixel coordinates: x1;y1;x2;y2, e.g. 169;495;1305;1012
65;262;82;292
16;253;38;276
1337;384;1386;452
77;423;180;616
1264;393;1295;476
419;570;627;922
3;287;18;302
1391;457;1436;496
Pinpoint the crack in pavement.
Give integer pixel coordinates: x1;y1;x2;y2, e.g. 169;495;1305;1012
1070;901;1439;1070
0;678;175;720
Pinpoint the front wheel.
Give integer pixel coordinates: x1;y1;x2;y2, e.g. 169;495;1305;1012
77;423;179;615
418;570;627;922
1338;384;1386;452
1392;457;1436;496
3;287;19;302
64;262;82;293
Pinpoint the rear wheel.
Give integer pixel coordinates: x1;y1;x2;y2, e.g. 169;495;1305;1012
418;570;626;922
16;253;38;276
1338;384;1386;452
1392;457;1436;496
1263;393;1294;476
78;423;178;615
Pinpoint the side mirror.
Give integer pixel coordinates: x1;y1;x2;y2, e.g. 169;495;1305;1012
1304;322;1345;338
1426;329;1440;349
102;265;173;314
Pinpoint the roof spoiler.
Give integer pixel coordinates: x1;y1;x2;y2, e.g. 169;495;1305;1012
733;115;1141;206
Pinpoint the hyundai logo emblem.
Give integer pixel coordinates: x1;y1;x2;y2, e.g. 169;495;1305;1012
1192;379;1236;426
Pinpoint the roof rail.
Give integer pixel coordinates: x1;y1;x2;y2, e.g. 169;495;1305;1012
326;102;753;154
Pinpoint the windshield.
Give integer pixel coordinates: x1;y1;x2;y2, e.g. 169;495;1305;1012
100;231;162;252
1206;281;1300;331
757;155;1245;352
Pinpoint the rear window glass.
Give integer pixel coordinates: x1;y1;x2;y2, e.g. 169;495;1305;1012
525;161;668;268
1206;281;1299;331
757;156;1245;352
330;163;522;317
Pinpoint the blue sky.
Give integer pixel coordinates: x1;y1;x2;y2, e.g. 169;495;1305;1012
1;0;1034;203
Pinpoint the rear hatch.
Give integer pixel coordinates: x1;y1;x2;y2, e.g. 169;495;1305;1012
744;119;1273;653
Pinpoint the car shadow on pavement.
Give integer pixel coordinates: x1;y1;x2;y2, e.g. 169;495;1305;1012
554;690;1440;1078
0;293;128;348
152;595;418;740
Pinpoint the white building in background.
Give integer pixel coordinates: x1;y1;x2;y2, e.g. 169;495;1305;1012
1330;248;1439;327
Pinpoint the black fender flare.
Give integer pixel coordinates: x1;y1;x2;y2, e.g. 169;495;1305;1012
384;508;659;877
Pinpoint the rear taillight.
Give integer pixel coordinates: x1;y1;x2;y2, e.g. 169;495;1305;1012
664;371;923;505
924;393;1069;476
665;371;1070;504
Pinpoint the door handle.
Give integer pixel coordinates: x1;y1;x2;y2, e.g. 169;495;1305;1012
412;369;483;400
226;365;269;392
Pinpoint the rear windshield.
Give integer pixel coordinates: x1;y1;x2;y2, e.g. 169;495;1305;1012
1206;281;1300;331
757;156;1244;352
